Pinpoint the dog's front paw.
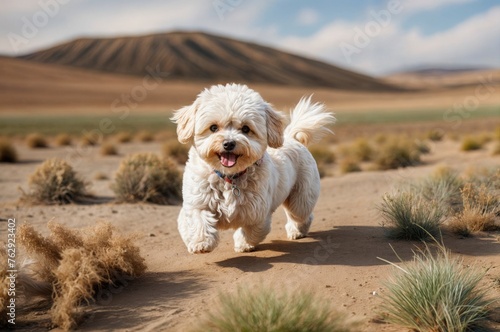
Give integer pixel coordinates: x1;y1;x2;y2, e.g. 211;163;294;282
234;243;256;253
188;240;216;254
286;223;308;240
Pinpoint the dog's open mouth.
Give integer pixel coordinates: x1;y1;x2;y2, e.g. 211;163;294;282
217;152;239;168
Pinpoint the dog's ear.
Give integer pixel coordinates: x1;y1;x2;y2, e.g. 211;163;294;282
265;104;284;148
171;100;199;144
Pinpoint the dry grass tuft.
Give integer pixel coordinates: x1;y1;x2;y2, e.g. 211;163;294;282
162;140;190;164
55;133;72;147
309;144;336;165
374;136;421;170
17;221;146;330
351;137;373;162
0;138;18;163
26;133;49;148
100;142;118;156
425;129;444;142
115;131;132;143
111;153;182;204
135;130;155;142
80;135;99;147
339;158;362;174
461;136;483;151
20;158;90;205
93;171;109;180
493;142;500;156
448;183;500;236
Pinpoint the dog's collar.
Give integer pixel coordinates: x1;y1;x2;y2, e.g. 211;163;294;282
213;158;263;196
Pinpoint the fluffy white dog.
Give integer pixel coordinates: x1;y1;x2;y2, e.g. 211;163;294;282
172;84;335;253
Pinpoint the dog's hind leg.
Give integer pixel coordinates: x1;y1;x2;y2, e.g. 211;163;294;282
283;183;319;240
233;217;271;252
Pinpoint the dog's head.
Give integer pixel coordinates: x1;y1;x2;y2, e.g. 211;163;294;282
171;84;284;174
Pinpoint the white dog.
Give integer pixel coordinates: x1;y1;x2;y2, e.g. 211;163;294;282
172;84;335;253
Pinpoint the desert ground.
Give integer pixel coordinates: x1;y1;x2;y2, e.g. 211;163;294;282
1;58;500;330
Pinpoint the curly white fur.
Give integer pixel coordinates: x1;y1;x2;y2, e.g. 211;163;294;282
172;84;335;253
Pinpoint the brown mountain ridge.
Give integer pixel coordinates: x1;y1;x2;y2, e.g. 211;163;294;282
20;31;398;91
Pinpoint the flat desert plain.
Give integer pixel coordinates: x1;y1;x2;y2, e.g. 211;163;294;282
1;74;500;331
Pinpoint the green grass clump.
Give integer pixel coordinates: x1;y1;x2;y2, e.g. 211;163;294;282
26;133;48;148
21;158;90;204
378;190;444;240
380;243;492;332
374;136;421;170
415;166;464;213
111;153;182;204
195;286;355;332
0;138;18;162
461;136;483;151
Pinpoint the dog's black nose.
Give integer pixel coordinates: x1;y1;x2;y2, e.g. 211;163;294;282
223;140;236;151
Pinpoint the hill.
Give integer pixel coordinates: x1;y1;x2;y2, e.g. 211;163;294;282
19;31;397;91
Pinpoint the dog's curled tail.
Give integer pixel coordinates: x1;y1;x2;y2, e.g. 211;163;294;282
284;96;336;146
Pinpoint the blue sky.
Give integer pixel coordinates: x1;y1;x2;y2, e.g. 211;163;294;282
1;0;499;76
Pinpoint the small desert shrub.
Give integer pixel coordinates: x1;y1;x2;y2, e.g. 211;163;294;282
374;137;421;170
310;145;336;165
17;221;146;330
448;183;500;236
93;171;109;180
0;138;18;162
55;133;72;146
195;286;355;332
135;130;155;142
461;136;483;151
495;126;500;140
414;140;431;154
115;131;132;143
416;166;463;213
378;190;444;240
80;134;100;147
26;133;48;148
380;243;492;332
351;137;373;161
493;141;500;156
162;140;190;164
100;142;118;156
20;158;90;204
339;158;361;173
426;129;444;142
111;153;182;204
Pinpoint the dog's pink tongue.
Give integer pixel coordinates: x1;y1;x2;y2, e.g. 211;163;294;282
221;153;237;167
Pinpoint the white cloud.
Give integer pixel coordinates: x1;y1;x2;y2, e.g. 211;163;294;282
401;0;476;14
278;5;500;75
296;8;319;26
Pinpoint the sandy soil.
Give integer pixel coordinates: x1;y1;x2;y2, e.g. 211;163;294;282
1;137;499;331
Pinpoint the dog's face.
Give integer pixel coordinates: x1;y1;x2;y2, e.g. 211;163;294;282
172;84;284;174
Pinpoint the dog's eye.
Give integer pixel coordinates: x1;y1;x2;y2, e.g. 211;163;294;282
241;125;250;134
210;124;218;132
